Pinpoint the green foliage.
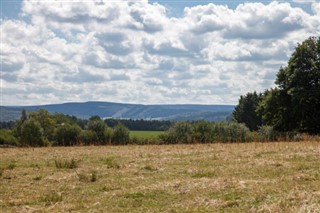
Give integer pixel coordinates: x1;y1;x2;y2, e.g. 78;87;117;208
29;109;56;140
40;192;63;205
192;120;213;143
160;121;251;144
258;37;320;134
105;118;172;131
87;117;107;143
165;122;193;144
100;157;120;169
0;130;18;146
211;122;249;143
54;123;81;146
258;126;278;142
112;124;130;145
20;120;45;146
233;92;262;131
79;130;98;145
104;127;113;144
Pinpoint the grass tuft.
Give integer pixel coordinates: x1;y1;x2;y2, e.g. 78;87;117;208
191;171;216;178
100;157;120;169
7;162;16;170
54;158;79;169
40;192;63;205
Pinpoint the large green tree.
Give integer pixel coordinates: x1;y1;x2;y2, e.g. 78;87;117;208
20;120;45;146
258;37;320;134
29;109;56;140
233;92;262;131
87;116;107;143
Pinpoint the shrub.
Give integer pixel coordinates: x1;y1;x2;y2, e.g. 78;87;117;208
87;118;107;143
192;120;213;143
258;125;277;142
0;130;18;146
79;130;98;145
112;124;130;145
162;122;193;144
54;123;81;146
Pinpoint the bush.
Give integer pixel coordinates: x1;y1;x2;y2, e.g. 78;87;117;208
257;125;278;142
87;118;107;143
0;130;19;146
79;130;98;145
54;123;81;146
192;120;213;143
211;122;250;143
159;121;251;144
165;122;193;144
112;124;130;145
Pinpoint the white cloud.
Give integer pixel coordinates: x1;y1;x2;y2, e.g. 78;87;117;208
1;0;319;105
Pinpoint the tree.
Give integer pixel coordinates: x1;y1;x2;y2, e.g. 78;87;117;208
233;92;262;131
55;123;81;146
87;116;107;143
20;120;45;146
79;130;98;145
112;124;130;145
12;109;29;139
29;109;56;140
258;37;320;134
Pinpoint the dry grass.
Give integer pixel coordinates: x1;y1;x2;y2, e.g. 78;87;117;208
1;142;320;212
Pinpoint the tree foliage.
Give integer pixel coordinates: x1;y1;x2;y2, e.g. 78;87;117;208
55;123;81;146
258;37;320;134
20;120;45;146
112;124;130;145
233;92;262;131
87;116;107;143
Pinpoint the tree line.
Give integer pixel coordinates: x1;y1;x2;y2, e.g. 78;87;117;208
0;109;131;146
1;37;318;147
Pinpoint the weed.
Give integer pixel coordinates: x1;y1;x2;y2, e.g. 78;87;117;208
40;192;62;205
54;158;79;169
77;171;98;182
0;168;4;177
91;171;97;182
100;157;120;169
7;162;16;170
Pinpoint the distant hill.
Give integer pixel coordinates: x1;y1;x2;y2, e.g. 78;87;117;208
0;101;234;122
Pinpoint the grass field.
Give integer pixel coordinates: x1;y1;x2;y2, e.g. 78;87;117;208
130;131;164;140
1;142;320;212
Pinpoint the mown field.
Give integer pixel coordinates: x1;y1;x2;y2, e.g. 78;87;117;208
1;142;320;212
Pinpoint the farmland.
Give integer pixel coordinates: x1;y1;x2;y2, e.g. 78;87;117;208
1;142;320;212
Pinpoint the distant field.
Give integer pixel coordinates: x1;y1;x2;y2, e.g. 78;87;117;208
1;142;320;212
130;130;164;140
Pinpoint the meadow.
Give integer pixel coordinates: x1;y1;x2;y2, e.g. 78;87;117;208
1;142;320;212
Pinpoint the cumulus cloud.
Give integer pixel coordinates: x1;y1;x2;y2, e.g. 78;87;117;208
1;0;320;105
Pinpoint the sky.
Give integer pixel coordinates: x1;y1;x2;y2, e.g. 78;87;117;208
1;0;319;106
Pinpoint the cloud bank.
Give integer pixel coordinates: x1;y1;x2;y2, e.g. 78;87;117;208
1;0;319;105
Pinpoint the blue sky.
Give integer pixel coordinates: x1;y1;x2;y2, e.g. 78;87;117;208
1;0;319;105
